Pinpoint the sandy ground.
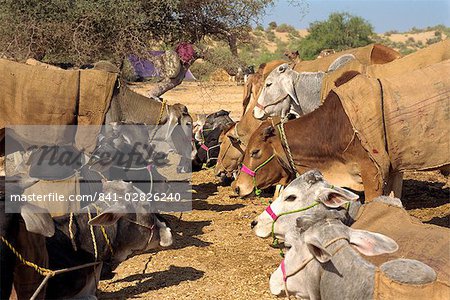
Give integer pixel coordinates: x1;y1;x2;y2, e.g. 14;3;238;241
132;82;245;121
97;83;450;299
382;31;447;43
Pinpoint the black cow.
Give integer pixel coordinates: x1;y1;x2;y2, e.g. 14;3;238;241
1;175;54;300
192;110;234;171
45;180;173;299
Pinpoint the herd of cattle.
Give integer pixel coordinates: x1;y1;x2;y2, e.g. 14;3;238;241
0;40;449;299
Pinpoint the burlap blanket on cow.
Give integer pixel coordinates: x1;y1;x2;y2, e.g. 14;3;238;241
320;40;450;101
23;173;80;217
352;201;450;299
0;59;117;151
294;43;400;73
334;60;450;188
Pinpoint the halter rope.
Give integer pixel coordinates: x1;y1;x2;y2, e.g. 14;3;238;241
267;201;320;257
240;154;275;196
280;236;349;298
276;123;299;177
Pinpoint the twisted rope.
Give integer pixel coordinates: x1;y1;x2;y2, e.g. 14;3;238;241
0;236;55;277
277;123;299;177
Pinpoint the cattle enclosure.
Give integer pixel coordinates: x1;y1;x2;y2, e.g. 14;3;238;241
93;82;449;299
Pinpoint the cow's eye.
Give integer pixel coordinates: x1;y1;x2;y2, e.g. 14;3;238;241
250;149;260;157
266;82;272;87
285;195;296;201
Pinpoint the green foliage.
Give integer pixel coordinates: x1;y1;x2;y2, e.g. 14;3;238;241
189;60;216;80
426;36;442;45
299;12;374;60
268;21;277;30
266;30;276;42
255;25;264;31
399;47;415;56
0;0;275;65
276;23;296;33
385;30;398;36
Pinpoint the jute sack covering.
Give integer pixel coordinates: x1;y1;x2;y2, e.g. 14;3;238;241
0;59;78;144
293;43;400;72
352;201;450;299
23;173;80;217
75;69;118;152
25;58;62;70
320;40;450;101
0;59;117;151
334;60;450;189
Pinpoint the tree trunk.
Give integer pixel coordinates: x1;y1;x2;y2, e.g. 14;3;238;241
227;33;238;58
146;61;194;98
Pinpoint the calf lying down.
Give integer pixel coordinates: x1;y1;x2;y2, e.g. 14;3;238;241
270;210;446;299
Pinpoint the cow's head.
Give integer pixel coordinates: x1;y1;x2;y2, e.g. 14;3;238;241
233;123;291;197
269;210;398;298
251;170;359;239
253;64;297;120
214;124;245;185
89;180;173;263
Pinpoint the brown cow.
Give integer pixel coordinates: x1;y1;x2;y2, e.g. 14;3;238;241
233;88;385;199
234;60;449;200
215;60;285;184
216;45;402;185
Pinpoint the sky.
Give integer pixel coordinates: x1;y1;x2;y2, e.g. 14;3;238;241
261;0;450;33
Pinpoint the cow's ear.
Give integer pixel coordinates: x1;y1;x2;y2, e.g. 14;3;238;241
318;185;359;208
349;229;398;256
262;126;275;141
20;204;55;237
89;204;128;226
303;231;332;263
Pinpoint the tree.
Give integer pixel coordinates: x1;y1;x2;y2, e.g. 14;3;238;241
299;12;374;60
0;0;274;96
268;21;278;30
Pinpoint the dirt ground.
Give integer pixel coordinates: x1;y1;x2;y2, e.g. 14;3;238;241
97;82;449;299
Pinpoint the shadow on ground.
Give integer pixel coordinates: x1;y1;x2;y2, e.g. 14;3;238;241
402;179;449;210
98;266;204;299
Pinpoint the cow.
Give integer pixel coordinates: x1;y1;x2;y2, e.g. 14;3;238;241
269;210;438;299
0;59;194;174
192;110;234;171
1;175;55;300
252;54;356;120
215;45;401;185
45;179;173;299
250;170;360;240
214;60;285;184
234;58;450;200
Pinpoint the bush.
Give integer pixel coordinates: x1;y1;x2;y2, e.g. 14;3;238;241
385;30;398;36
189;60;216;81
255;25;264;31
426;37;441;45
268;21;277;30
299;12;374;60
276;23;296;33
266;30;276;42
399;47;415;56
